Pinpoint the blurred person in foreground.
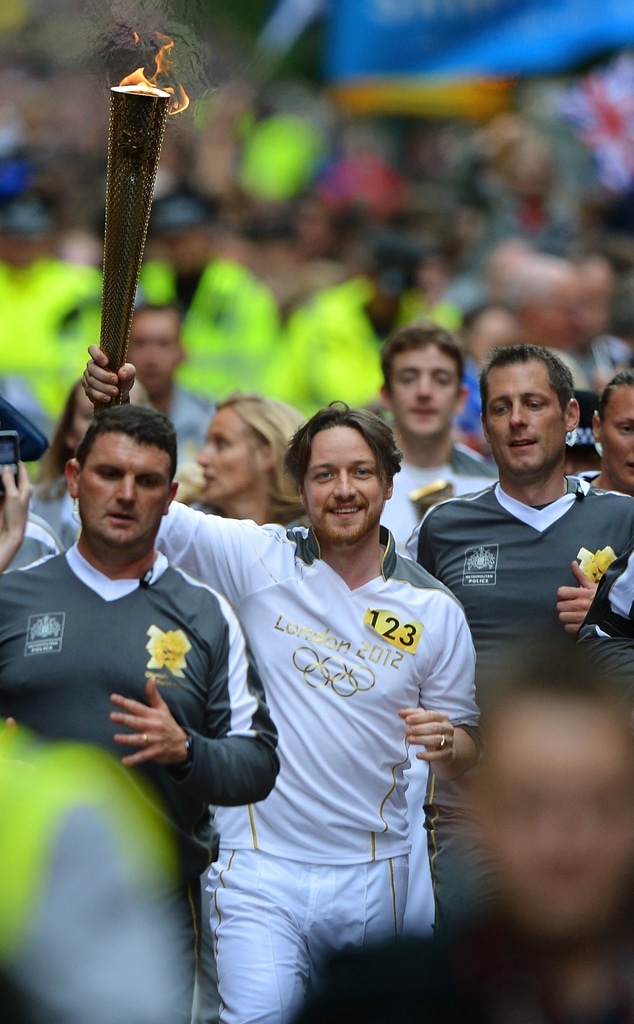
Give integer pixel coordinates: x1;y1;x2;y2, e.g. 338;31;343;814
0;404;279;1023
0;720;185;1024
294;644;634;1024
84;349;480;1024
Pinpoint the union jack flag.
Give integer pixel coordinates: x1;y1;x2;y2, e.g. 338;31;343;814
559;54;634;194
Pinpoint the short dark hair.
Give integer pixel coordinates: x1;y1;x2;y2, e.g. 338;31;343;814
480;343;574;417
461;300;516;333
284;403;402;489
597;369;634;420
132;302;183;324
380;320;465;390
76;405;178;481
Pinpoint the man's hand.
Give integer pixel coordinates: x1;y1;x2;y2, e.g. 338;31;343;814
556;560;597;635
399;707;479;781
82;344;136;406
0;462;31;573
399;707;454;765
110;677;189;767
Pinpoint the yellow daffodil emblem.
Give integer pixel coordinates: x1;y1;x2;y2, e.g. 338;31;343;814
577;545;617;583
146;625;191;678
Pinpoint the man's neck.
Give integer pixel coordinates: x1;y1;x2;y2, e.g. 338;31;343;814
498;474;568;508
317;530;384;590
76;538;157;581
396;430;453;470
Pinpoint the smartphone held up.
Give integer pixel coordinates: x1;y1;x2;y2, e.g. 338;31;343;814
0;430;20;495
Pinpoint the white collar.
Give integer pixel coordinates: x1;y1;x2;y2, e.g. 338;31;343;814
494;477;589;533
65;544;169;601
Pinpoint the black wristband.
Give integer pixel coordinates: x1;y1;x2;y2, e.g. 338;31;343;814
183;732;194;766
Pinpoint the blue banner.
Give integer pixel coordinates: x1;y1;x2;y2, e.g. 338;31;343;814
326;0;634;81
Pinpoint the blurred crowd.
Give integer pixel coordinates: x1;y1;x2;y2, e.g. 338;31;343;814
3;17;634;472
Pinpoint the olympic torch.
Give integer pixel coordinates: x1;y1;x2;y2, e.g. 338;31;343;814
97;35;188;408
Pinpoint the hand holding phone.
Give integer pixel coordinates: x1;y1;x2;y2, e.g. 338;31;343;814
0;431;20;496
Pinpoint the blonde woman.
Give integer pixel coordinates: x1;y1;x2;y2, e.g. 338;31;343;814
192;392;305;526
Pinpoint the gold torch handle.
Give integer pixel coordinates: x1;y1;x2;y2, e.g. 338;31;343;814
98;86;170;407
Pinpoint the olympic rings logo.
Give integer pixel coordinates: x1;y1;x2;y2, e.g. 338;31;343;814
292;646;376;697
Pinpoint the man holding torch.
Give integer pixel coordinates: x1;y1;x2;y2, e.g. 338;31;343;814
84;356;481;1024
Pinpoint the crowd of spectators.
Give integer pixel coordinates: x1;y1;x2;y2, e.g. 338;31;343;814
3;10;634;443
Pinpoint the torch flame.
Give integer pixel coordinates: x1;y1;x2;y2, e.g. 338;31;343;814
119;32;189;114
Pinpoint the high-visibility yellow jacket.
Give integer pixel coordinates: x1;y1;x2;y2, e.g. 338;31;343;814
0;726;175;960
139;257;281;403
0;258;102;418
270;277;384;416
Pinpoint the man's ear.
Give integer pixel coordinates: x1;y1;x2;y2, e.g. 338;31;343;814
592;412;602;446
65;458;80;499
379;384;393;412
566;397;580;433
480;412;490;444
164;480;179;515
298;485;307;510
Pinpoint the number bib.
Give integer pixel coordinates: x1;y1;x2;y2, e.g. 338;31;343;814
363;608;423;653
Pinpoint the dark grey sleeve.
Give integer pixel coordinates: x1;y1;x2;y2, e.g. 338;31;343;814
578;628;634;700
177;700;279;808
577;541;634;700
170;602;279;808
416;514;439;575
